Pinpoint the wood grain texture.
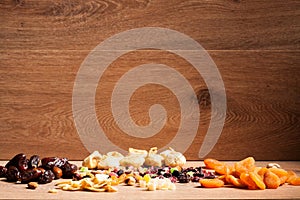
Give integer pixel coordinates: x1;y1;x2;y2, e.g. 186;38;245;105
0;0;299;160
0;0;299;50
0;161;299;199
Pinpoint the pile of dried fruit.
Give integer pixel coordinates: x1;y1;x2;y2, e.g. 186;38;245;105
0;153;78;188
200;157;300;189
1;151;299;193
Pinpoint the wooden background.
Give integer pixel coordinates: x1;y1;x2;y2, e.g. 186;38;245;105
0;0;299;160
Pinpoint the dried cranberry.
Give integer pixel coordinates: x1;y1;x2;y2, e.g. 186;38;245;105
6;166;20;182
0;166;7;178
28;155;40;168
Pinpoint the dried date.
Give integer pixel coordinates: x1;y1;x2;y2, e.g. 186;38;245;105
38;170;55;184
28;155;40;168
6;166;20;182
0;166;7;178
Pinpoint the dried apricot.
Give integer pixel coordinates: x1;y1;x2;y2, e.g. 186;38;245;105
204;158;229;175
286;171;298;184
235;157;255;176
257;167;268;179
214;164;230;175
290;177;300;186
240;173;258;190
199;179;224;188
264;170;281;189
249;172;266;190
227;175;247;188
268;168;288;185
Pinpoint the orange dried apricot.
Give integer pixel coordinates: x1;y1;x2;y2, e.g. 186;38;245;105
200;178;224;188
290;177;300;186
268;168;288;185
286;171;298;184
214;164;230;175
264;170;281;189
204;158;230;175
257;167;268;179
240;173;258;190
204;158;224;169
227;175;247;188
249;172;266;190
234;157;255;176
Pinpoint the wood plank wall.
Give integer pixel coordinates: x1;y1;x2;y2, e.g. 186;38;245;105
0;0;299;160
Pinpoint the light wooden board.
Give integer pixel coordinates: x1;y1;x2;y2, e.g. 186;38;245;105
0;161;299;199
0;0;299;160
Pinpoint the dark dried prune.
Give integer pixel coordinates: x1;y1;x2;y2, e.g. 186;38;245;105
6;166;20;182
38;170;55;184
5;153;26;169
29;155;40;168
61;163;77;178
0;166;7;178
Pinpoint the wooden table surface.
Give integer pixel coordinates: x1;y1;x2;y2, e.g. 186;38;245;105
1;161;299;199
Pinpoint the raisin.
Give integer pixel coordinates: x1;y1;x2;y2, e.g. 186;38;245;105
28;155;40;169
200;178;224;188
178;173;190;183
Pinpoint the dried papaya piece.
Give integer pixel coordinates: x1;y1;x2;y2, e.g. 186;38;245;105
199;179;224;188
235;157;255;176
286;171;298;184
227;175;247;188
249;172;266;190
268;168;288;185
290;177;300;186
264;170;281;189
240;173;258;190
